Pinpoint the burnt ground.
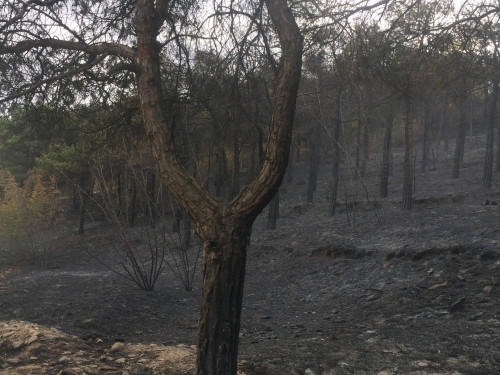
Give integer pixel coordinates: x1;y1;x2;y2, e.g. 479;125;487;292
1;141;500;375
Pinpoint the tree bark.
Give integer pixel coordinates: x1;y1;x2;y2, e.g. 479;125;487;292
127;176;137;228
452;92;467;179
267;189;280;229
402;97;414;210
306;122;320;203
134;1;302;373
355;116;362;172
196;222;249;375
360;92;372;178
421;100;431;172
379;107;394;198
329;90;342;216
483;79;499;189
231;126;241;198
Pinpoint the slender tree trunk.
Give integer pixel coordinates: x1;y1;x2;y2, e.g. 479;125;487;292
443;98;449;154
421;100;431;172
267;190;280;229
436;96;447;159
360;94;372;178
379;107;394;198
402;97;414;210
483;79;499;189
355;117;362;171
452;92;467;179
307;123;320;203
146;169;156;227
329;90;343;216
256;126;265;167
127;176;137;228
231;127;241;198
286;139;295;184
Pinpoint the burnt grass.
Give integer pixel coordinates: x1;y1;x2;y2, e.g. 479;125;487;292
1;141;500;374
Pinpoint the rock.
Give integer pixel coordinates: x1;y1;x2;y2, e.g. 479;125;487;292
304;369;316;375
450;297;466;312
109;342;125;353
115;357;126;364
12;340;24;349
6;357;20;365
59;355;71;363
397;343;411;354
25;334;39;345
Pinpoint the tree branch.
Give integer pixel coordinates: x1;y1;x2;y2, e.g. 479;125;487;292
0;38;136;61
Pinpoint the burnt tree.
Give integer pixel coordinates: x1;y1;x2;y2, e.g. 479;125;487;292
0;1;302;374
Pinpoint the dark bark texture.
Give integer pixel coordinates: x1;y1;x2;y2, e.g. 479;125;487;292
134;1;303;374
483;79;499;189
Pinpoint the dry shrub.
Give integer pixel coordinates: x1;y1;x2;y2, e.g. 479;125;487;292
0;169;64;266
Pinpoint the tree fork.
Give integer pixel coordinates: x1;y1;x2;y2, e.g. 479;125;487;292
134;0;302;374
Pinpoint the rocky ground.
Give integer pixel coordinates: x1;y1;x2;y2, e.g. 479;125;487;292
1;141;499;374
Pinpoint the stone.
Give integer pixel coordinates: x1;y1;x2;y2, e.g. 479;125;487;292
25;334;39;345
109;342;125;353
6;357;20;365
12;340;24;349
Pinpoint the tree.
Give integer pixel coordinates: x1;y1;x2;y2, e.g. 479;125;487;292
0;1;302;373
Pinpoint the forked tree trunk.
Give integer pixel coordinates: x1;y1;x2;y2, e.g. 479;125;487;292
134;1;302;374
402;96;414;210
483;79;499;189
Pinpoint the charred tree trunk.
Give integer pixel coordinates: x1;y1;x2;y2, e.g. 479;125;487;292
231;127;241;198
127;176;137;228
306;123;320;203
134;1;302;374
355;117;362;172
360;94;372;178
483;79;499;189
196;223;249;375
379;107;394;198
146;169;156;227
215;145;228;197
286;139;295;184
267;190;280;229
421;100;431;172
78;170;93;234
329;90;343;216
452;92;467;179
402;97;414;210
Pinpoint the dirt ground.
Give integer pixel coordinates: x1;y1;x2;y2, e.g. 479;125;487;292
1;142;500;374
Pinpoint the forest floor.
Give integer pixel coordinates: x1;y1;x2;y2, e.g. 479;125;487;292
1;139;500;375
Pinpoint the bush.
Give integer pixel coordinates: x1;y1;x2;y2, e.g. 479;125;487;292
0;169;64;266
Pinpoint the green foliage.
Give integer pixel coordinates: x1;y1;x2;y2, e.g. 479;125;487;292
36;143;87;181
0;169;64;266
0;104;76;180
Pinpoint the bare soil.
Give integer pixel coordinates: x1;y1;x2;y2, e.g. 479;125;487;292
1;143;500;374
